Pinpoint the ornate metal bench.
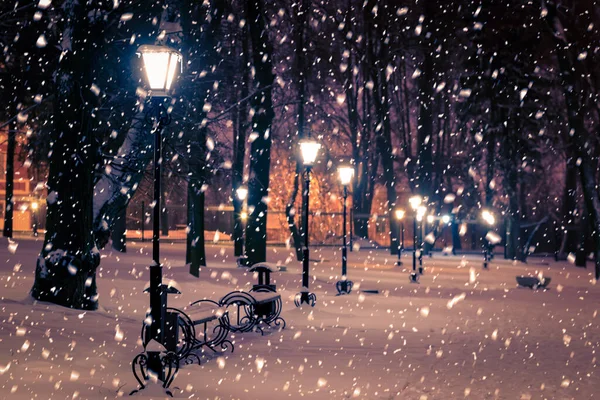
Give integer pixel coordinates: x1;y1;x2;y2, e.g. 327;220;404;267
163;301;233;365
218;263;286;335
161;263;285;366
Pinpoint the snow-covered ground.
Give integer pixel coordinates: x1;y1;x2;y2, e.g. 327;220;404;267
1;237;599;399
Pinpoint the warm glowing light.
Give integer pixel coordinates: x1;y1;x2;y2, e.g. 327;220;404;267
441;215;450;224
481;209;495;225
337;165;354;186
427;215;434;223
416;205;427;221
241;211;248;221
299;139;321;166
137;45;182;97
395;209;405;220
31;202;39;211
236;186;248;201
409;195;423;211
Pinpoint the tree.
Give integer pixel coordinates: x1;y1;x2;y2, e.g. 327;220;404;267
31;1;108;310
244;0;275;265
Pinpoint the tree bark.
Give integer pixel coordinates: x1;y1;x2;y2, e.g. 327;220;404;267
93;112;152;248
416;0;434;199
91;0;165;248
544;2;600;279
180;0;224;274
285;0;309;261
31;1;104;310
111;206;127;252
232;26;249;258
244;0;275;265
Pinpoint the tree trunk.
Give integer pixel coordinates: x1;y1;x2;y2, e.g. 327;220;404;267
285;0;309;262
366;1;398;254
93;112;152;248
91;0;165;248
416;1;434;199
2;99;16;238
31;1;103;310
244;0;275;265
111;206;127;252
180;0;224;274
545;2;600;279
232;26;249;258
186;178;206;277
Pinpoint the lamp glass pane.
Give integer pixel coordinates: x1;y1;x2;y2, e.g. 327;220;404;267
236;186;248;201
338;166;354;185
395;209;405;220
409;195;422;210
165;52;180;91
300;141;321;166
142;51;171;90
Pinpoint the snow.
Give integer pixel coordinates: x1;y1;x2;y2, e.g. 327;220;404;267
1;237;599;399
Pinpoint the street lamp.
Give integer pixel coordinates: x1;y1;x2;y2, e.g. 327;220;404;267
481;209;496;269
395;209;405;267
130;44;182;397
31;201;39;237
336;164;354;295
416;205;427;274
408;195;422;283
295;138;321;307
235;185;248;260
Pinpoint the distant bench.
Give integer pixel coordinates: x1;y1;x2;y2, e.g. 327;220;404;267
218;263;286;335
170;263;286;364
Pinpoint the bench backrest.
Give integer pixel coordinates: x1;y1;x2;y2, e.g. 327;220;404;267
249;263;280;290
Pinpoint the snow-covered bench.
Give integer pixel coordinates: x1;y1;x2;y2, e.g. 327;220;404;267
166;300;233;365
217;263;286;334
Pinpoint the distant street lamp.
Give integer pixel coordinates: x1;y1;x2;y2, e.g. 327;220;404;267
417;205;427;274
481;209;496;269
395;209;405;266
235;185;248;258
336;164;354;295
295;138;320;307
31;201;39;237
130;44;182;396
409;195;422;283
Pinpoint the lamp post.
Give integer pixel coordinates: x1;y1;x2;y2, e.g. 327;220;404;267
130;44;182;396
481;209;496;269
295;138;320;307
336;164;354;295
235;185;248;260
395;209;405;266
417;205;427;274
31;201;39;237
409;196;422;283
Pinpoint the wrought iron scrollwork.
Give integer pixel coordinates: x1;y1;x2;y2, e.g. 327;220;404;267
335;279;354;295
294;291;317;307
129;349;180;397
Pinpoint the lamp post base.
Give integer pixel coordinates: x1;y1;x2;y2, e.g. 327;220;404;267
130;349;179;397
409;272;420;283
418;266;424;275
294;291;317;307
335;279;353;295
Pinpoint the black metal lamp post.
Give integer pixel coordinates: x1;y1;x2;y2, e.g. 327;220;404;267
395;209;405;266
481;209;496;269
235;185;248;261
408;196;423;283
295;138;320;307
417;205;427;274
336;164;354;295
130;44;182;397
